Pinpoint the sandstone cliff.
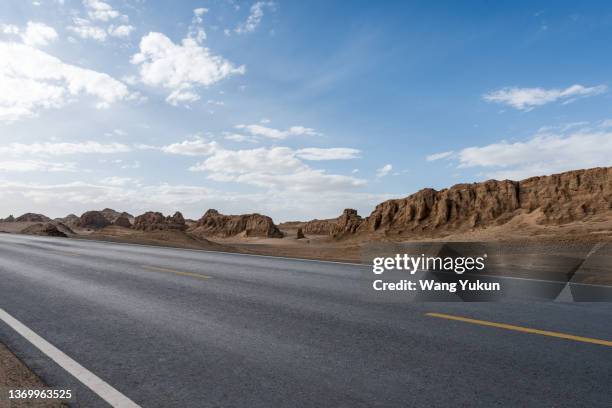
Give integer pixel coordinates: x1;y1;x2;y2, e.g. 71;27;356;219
113;215;132;228
302;219;335;235
59;214;80;227
78;211;111;229
331;209;364;237
100;208;135;224
21;222;68;237
332;167;612;238
189;209;284;238
133;211;187;231
15;213;50;222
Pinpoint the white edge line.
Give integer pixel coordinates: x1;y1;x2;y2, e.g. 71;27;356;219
0;308;141;408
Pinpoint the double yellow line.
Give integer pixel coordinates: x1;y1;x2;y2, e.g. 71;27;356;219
426;312;612;347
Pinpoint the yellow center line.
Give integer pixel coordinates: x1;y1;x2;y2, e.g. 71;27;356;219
13;243;80;257
426;312;612;347
141;265;211;281
49;250;80;257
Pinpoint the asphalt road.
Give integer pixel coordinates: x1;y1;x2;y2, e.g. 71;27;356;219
1;233;611;407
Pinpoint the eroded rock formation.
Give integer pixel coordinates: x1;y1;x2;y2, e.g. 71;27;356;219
302;219;335;235
189;209;283;238
133;211;187;231
78;211;111;229
113;215;132;228
21;223;68;237
15;213;50;222
339;167;612;238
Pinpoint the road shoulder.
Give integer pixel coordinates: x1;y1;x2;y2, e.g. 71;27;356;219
0;342;66;408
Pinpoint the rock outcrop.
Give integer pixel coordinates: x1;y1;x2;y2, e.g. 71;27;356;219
113;215;132;228
518;168;612;223
332;167;612;239
21;223;67;237
302;219;335;235
297;227;305;239
100;208;134;224
331;209;364;237
1;215;15;222
189;209;284;238
59;214;80;227
15;213;50;222
78;211;111;229
133;211;187;231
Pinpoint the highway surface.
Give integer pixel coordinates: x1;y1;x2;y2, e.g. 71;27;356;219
1;233;611;407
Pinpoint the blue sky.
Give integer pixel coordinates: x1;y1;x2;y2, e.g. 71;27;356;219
1;0;611;221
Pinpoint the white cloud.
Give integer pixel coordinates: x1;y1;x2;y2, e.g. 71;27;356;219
295;147;360;160
235;1;274;34
537;121;590;134
68;18;134;42
376;164;392;178
426;151;454;161
452;130;612;180
166;88;200;106
0;141;131;156
1;21;58;47
188;8;208;43
223;133;257;143
483;84;607;111
1;24;20;35
235;124;319;139
160;139;218;156
0;160;76;172
120;160;140;169
0;42;133;121
21;22;58;47
190;146;365;192
100;176;134;186
84;0;122;22
68;17;108;41
68;1;133;42
131;32;245;106
108;24;134;38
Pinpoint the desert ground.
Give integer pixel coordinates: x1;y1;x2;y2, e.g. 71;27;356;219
0;343;66;408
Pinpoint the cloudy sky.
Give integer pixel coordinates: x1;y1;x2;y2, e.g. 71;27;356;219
1;0;611;221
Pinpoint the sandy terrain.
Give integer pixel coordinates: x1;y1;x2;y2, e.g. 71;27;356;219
83;226;237;252
0;343;66;408
0;223;40;234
